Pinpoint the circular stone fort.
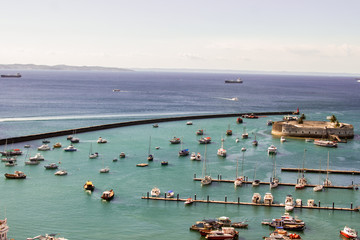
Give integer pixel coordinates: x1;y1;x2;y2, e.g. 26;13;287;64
271;118;354;139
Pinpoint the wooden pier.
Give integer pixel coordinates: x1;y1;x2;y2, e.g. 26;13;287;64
142;194;359;212
281;167;360;175
193;177;356;190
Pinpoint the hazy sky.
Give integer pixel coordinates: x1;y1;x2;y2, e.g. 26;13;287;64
1;0;359;73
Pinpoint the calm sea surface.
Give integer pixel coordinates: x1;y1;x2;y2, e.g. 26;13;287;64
0;70;359;239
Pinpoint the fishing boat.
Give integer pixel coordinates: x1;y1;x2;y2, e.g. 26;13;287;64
268;145;277;154
119;152;126;158
280;136;286;143
29;153;45;161
269;213;305;231
236;117;243;124
264;193;274;205
83;181;95;191
295;150;307;189
151;187;160;197
241;127;248;139
97;137;107;143
340;226;358;239
324;152;332;187
201;145;212;186
198;137;211;144
205;227;238;240
284;195;295;212
252;193;261;203
38;144;51;151
101;189;114;201
184;198;194;205
44;163;58;169
0;148;22;156
166;190;174;198
136;163;148;167
313;157;323;192
226;124;232;136
169;136;181;144
53;142;62;148
313;139;337;148
217;138;226;157
54;170;67;176
64;144;77;152
4;171;26;179
196;129;204;135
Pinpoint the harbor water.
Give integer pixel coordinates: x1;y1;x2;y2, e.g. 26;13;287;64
0;70;359;239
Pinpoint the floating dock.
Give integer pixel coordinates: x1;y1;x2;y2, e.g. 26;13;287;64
142;194;359;212
193;177;356;190
281;168;360;175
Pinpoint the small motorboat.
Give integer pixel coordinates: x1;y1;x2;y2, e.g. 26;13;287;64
179;149;189;156
166;190;174;198
313;184;323;192
44;163;58;169
70;137;80;143
267;120;273;126
25;159;40;165
184;198;194;205
4;171;26;179
241;147;246;152
99;167;110;173
186;121;193;125
64;144;77;152
252;179;260;187
101;189;114;201
252;193;261;203
206;227;238;240
226;129;232;136
340;226;357;239
196;129;204;135
38;144;51;151
190;152;196;160
155;146;160;150
119;152;126;158
5;160;16;167
97;137;107;144
169;137;181;144
42;139;50;144
235;138;240;143
112;158;118;162
53;142;62;148
284;195;295;212
83;181;95;191
136;163;148;167
198;137;211;144
280;136;286;143
161;161;168;166
89;152;99;159
268;145;277;154
24;144;31;148
234;177;243;187
54;170;67;176
151;187;160;197
29;153;45;161
66;135;73;140
152;124;159;128
236;117;243;124
252;140;258;146
231;222;248;228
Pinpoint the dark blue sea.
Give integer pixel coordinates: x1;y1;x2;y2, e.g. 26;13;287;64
0;70;359;239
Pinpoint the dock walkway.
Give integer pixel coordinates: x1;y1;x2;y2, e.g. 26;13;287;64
281;167;360;175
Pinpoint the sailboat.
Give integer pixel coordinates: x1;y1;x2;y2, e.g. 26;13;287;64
217;138;227;157
313;157;324;192
201;145;212;186
295;149;307;189
178;137;189;156
242;127;248;139
252;133;258;146
99;157;109;173
89;143;98;159
270;155;279;189
147;136;154;161
252;162;260;187
323;151;332;187
234;149;244;187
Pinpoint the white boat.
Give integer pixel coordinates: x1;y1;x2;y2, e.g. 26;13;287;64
151;187;160;197
217;138;226;157
284;194;295;212
184;198;194;205
241;147;246;152
234;150;245;187
252;193;261;203
54;170;67;176
186;121;193;125
198;137;211;144
64;144;77;152
340;226;358;239
235;138;240;143
5;160;16;166
313;139;337;148
190;152;196;160
264;193;274;205
147;136;154;160
242;127;248;139
29;153;45;161
166;190;174;198
25;159;40;165
27;233;68;240
280;136;286;143
252;133;258;146
201;145;212;186
89;152;99;159
97;137;107;143
0;217;9;240
100;167;110;173
70;137;80;143
191;152;201;161
1;156;17;162
169;136;181;144
38;144;50;151
44;163;58;169
268;145;277;154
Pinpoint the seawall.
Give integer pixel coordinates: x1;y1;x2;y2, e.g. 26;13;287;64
0;111;294;145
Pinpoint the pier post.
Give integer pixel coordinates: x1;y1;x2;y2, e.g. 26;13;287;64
220;175;222;180
147;192;149;198
194;173;196;179
332;202;334;210
207;195;209;202
351;202;353;209
318;201;320;207
177;194;179;201
194;194;197;200
238;197;240;204
217;174;219;180
225;195;227;202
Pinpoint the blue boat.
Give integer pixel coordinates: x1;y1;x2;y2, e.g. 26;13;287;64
179;149;189;156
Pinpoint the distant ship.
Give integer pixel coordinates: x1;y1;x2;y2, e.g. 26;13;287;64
225;78;243;83
1;73;21;78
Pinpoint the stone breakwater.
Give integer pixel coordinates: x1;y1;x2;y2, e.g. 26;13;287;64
271;120;354;139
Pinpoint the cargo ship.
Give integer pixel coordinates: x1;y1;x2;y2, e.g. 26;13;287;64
1;73;21;78
225;78;242;83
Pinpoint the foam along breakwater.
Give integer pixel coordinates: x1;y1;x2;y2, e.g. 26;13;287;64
0;111;294;145
271;120;354;139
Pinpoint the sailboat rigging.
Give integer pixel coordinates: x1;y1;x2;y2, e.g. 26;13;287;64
147;136;154;161
201;144;212;186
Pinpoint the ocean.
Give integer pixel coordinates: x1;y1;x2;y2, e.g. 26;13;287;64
0;70;359;239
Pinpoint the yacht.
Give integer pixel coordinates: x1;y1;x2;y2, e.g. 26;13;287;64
29;153;45;161
252;193;261;203
44;163;58;169
268;145;277;154
54;170;67;176
151;187;161;197
100;167;110;173
217;138;226;157
284;195;295;212
64;144;77;152
38;144;51;151
264;193;274;205
340;226;358;239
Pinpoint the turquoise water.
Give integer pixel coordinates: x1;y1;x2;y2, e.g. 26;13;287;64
1;114;359;239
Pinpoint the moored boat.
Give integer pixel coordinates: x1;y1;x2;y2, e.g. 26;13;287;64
53;142;62;148
252;193;261;203
205;227;238;240
264;192;274;205
196;129;204;135
0;148;22;156
136;163;148;167
26;233;68;240
161;161;168;165
313;139;337;148
54;170;67;176
101;189;114;201
169;137;181;144
4;170;26;179
44;163;58;169
38;144;51;151
217;138;226;157
119;152;126;158
268;145;277;154
0;217;9;240
184;198;194;205
269;213;305;231
25;159;40;165
340;226;357;239
70;137;80;143
284;195;295;212
186;121;193;125
64;144;77;152
151;187;160;197
236;117;243;124
5;160;16;166
83;181;95;191
166;190;174;198
280;136;286;142
100;167;110;173
179;149;189;156
97;137;107;143
198;137;211;144
29;153;45;161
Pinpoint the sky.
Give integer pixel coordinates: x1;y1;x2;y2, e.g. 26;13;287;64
1;0;360;74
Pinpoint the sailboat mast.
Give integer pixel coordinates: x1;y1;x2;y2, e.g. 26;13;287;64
302;149;306;178
326;151;330;181
236;156;239;178
202;144;207;177
148;136;151;155
241;150;244;177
